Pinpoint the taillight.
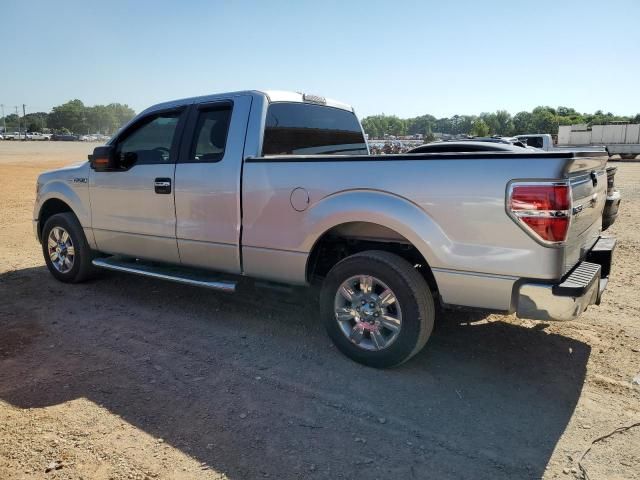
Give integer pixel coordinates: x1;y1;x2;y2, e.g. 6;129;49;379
508;183;571;243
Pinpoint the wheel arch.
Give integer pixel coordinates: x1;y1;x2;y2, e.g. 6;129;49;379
305;220;439;295
37;198;76;241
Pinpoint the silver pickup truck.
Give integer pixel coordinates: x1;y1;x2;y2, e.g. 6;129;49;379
34;90;616;368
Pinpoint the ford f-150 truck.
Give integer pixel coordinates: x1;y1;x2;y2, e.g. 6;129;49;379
34;90;616;368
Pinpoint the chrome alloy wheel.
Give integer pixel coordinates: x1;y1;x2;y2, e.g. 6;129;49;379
47;226;75;273
333;275;402;351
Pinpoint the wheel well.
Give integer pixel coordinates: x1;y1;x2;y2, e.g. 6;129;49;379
306;222;438;293
38;199;73;240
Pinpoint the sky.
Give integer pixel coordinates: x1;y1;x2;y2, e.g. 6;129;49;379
1;0;639;119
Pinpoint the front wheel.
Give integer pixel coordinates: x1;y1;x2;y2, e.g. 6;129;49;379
42;212;97;283
320;250;435;368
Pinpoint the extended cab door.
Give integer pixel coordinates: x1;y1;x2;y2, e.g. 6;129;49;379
174;95;252;273
89;107;188;262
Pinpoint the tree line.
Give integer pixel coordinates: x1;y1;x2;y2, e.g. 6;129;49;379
361;107;640;139
1;99;136;134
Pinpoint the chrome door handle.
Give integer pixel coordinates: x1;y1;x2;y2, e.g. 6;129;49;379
154;178;171;194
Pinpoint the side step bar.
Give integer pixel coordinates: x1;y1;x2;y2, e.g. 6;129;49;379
92;257;236;292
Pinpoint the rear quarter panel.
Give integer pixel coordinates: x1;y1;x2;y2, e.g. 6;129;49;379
241;154;594;286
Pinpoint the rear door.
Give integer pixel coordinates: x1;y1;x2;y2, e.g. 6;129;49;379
174;94;252;273
89;108;188;262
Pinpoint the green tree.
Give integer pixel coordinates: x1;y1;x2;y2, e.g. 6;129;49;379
513;111;533;134
361;114;406;138
48;99;87;133
105;103;136;131
2;113;21;130
23;112;48;132
471;119;490;137
494;110;514;135
479;113;498;134
531;107;559;133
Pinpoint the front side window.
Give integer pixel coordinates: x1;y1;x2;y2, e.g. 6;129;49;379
189;105;232;162
117;112;181;165
262;102;368;156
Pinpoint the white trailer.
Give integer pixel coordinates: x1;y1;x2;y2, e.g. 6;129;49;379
558;124;640;160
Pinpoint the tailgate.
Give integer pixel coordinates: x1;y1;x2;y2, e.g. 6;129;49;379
563;163;608;274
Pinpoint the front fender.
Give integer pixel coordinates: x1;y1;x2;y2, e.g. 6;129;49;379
35;182;90;227
34;162;91;227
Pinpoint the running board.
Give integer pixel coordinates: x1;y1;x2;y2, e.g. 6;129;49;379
92;257;236;292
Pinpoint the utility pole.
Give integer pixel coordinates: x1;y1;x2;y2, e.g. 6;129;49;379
15;106;19;138
0;104;5;134
22;104;27;140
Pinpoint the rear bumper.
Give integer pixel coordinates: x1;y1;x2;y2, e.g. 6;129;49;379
516;236;616;321
603;190;621;231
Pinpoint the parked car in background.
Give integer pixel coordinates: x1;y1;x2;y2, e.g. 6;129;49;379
51;133;79;141
408;140;529;153
34;90;616;368
26;132;51;140
3;132;21;140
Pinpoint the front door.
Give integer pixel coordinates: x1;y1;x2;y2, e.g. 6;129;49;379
89;108;187;263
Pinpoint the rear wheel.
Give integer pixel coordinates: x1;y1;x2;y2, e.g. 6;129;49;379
42;213;97;283
320;250;435;368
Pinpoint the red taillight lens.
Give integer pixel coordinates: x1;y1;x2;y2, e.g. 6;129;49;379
509;184;571;243
510;185;570;211
519;216;569;242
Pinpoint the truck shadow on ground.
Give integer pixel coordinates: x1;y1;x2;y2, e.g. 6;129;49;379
0;267;590;479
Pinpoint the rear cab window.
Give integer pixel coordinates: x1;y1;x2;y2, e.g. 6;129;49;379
262;102;368;156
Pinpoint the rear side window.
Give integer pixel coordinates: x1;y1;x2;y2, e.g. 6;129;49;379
189;105;232;162
262;102;368;156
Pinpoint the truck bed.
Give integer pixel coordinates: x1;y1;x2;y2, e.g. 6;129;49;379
241;150;607;311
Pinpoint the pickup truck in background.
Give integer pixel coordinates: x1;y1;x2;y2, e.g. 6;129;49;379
1;131;51;140
34;90;616;368
26;132;52;140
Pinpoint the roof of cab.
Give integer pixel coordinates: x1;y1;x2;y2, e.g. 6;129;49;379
140;90;354;116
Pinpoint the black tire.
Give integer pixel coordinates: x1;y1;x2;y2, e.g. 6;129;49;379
42;212;97;283
320;250;435;368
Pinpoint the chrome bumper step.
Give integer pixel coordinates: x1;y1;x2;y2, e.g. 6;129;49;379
92;257;237;292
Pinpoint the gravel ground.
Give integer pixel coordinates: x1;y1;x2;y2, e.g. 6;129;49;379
0;142;639;480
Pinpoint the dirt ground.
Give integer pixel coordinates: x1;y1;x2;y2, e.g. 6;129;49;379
0;141;638;480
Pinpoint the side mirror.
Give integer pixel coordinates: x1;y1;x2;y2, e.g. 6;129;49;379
89;145;117;171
